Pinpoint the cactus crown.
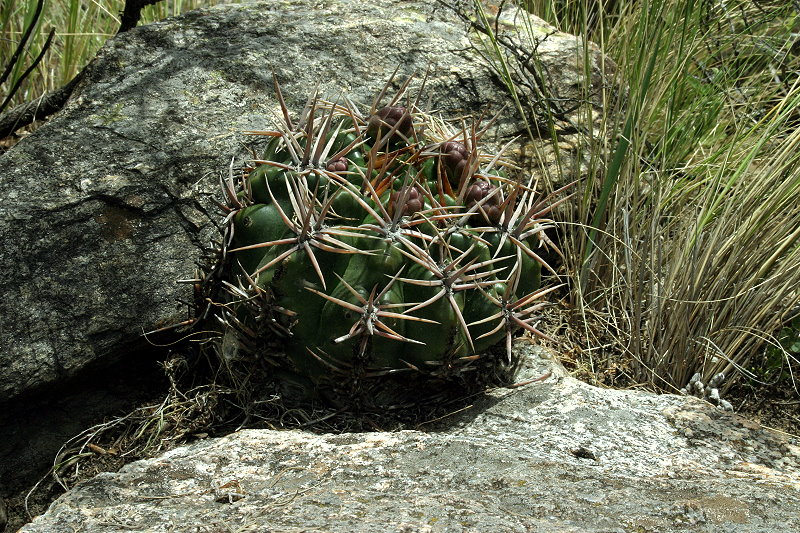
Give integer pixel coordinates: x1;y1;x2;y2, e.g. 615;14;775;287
210;75;565;408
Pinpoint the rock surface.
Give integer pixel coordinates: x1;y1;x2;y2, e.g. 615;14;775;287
0;0;605;404
20;343;800;532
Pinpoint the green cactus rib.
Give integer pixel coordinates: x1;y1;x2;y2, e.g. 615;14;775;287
216;78;568;399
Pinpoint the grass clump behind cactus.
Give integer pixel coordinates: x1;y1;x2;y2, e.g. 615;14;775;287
475;0;800;412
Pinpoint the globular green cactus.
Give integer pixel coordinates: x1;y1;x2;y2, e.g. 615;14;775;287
213;77;566;407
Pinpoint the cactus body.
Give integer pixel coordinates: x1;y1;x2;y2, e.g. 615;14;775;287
213;84;561;406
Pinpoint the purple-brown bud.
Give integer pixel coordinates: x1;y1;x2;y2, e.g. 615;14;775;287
464;180;502;224
326;156;348;173
389;185;424;217
439;141;470;187
367;106;413;143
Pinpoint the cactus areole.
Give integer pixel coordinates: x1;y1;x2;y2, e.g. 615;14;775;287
211;78;563;408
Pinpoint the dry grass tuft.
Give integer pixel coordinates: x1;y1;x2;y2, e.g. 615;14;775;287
476;0;800;399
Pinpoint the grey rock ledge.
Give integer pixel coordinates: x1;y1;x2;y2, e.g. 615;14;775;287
20;343;800;533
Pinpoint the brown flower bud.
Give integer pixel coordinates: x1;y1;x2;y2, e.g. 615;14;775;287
326;156;348;173
389;185;424;217
367;106;413;143
439;141;470;188
464;180;502;224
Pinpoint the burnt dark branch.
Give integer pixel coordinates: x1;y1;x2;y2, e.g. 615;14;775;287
119;0;166;33
0;71;83;140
